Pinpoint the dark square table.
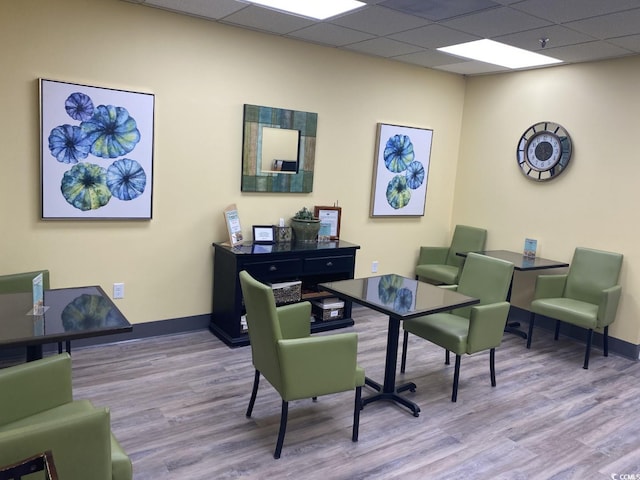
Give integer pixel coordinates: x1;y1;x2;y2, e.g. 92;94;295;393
319;274;478;417
458;250;569;337
0;286;132;362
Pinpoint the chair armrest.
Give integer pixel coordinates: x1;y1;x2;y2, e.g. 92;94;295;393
417;247;449;265
277;333;360;401
276;302;311;339
0;408;112;480
466;302;511;353
439;284;458;291
0;354;72;426
597;285;622;328
533;274;567;300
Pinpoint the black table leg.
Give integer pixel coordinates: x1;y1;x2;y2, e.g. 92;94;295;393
362;316;421;417
503;276;528;339
25;345;43;362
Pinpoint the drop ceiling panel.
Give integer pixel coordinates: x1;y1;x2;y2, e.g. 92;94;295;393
125;0;640;75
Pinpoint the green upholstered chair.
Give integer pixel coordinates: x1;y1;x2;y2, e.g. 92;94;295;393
0;353;132;480
527;247;623;369
239;270;365;459
401;253;513;402
415;225;487;285
0;270;69;356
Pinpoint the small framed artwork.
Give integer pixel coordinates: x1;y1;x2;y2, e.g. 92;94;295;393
40;78;154;219
223;204;244;246
370;123;433;217
253;225;275;244
314;206;342;240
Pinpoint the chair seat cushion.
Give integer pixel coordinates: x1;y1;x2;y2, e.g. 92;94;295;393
531;297;598;329
110;434;132;480
415;264;459;285
403;313;469;354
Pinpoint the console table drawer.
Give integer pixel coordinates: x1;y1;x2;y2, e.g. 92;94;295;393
243;258;302;278
304;255;354;274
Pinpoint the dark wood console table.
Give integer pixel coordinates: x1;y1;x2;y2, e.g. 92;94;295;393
210;240;360;347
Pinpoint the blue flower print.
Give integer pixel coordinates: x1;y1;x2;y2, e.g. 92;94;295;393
81;105;141;158
61;162;111;211
384;134;414;173
48;124;92;164
65;92;94;121
107;158;146;201
386;175;411;209
393;287;413;313
405;161;425;189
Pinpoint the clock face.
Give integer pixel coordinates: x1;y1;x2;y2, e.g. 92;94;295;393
517;122;572;181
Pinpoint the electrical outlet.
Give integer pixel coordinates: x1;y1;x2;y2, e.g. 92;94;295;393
372;261;378;273
113;283;125;299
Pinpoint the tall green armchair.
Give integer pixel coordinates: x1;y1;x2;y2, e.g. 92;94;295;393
415;225;487;285
0;353;132;480
239;270;365;459
527;247;623;369
402;253;513;402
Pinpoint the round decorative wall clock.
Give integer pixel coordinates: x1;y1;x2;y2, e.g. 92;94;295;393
516;121;572;181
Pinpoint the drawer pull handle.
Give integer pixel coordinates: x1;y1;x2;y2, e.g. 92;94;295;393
269;265;277;271
326;261;333;267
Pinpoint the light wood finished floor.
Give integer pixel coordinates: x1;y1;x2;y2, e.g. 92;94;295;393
19;308;640;479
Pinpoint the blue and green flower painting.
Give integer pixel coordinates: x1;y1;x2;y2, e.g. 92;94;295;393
371;124;433;217
41;79;154;219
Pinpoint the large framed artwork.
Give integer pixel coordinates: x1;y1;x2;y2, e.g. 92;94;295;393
241;104;317;193
370;123;433;217
40;79;154;219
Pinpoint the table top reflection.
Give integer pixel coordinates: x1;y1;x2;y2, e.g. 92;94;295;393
319;274;478;320
0;286;132;349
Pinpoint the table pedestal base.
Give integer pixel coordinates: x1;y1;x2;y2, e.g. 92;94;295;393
363;377;420;417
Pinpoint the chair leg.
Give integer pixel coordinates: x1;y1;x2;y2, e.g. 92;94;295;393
554;320;561;340
246;369;260;417
490;348;496;387
445;349;450;365
584;329;593;369
604;326;609;357
451;355;461;402
352;386;362;442
274;400;288;459
400;330;409;374
58;342;63;354
526;312;535;349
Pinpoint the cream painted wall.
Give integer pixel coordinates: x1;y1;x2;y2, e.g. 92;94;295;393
455;59;640;344
0;0;465;325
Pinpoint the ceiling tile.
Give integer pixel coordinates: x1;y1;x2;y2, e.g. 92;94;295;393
442;6;551;37
608;34;640;53
380;0;500;21
564;8;640;39
220;5;314;35
391;49;468;67
329;5;430;36
511;0;640;24
287;24;375;47
344;37;425;57
389;24;480;49
496;25;597;52
542;41;634;63
141;0;246;19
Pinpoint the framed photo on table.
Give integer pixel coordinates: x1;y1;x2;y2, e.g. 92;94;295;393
252;225;275;244
314;206;341;240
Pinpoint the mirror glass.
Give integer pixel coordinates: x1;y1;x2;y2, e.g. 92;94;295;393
241;104;317;193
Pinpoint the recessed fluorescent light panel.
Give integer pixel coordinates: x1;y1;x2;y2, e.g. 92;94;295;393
438;39;562;69
248;0;366;20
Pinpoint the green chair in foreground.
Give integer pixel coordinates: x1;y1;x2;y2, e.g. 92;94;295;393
239;270;365;459
0;353;132;480
402;253;513;402
527;247;623;369
415;225;487;285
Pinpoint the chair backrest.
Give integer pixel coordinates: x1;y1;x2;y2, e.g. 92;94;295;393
446;226;487;268
238;271;284;389
0;270;50;294
564;247;623;304
452;252;514;318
